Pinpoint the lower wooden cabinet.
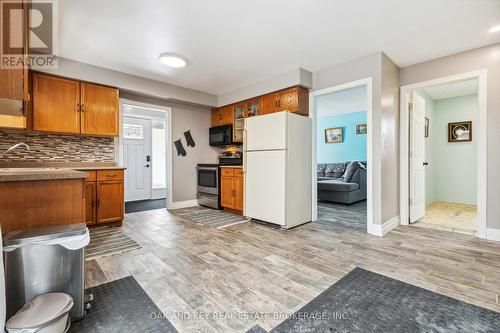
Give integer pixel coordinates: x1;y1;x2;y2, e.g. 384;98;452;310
81;169;124;226
220;167;244;214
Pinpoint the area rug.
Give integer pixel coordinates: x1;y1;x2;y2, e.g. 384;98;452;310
171;208;250;229
125;199;166;213
70;276;177;332
253;267;500;333
86;226;142;261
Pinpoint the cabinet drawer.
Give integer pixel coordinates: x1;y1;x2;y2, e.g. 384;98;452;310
97;169;124;181
221;168;234;177
234;168;244;178
82;170;97;182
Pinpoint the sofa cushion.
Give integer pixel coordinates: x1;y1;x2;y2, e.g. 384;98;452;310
317;179;359;192
317;164;327;177
341;161;362;182
325;162;349;178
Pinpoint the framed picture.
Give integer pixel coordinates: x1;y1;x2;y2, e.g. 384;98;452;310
448;121;472;142
325;127;343;144
356;124;367;135
425;118;429;138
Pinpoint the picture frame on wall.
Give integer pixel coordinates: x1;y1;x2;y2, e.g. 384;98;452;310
356;124;367;135
425;118;429;138
448;121;472;142
325;127;343;144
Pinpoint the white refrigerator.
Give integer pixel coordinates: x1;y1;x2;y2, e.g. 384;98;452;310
243;111;312;228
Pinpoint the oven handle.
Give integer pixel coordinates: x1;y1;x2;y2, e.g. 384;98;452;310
197;166;218;171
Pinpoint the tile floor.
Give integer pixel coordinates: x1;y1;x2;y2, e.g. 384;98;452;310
414;201;477;235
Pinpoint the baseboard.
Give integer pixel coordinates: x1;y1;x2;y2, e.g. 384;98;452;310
367;216;400;237
486;228;500;242
169;199;198;209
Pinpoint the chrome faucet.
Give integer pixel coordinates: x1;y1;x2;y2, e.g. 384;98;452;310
2;142;30;157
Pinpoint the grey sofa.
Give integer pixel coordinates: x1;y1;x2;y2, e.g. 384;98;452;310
317;162;367;204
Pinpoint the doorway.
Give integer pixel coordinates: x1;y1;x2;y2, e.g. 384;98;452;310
400;71;487;238
120;100;172;213
310;78;378;235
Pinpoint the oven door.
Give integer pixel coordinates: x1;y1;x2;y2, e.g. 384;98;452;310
197;166;218;195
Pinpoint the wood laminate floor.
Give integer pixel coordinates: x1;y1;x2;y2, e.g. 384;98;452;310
86;203;500;332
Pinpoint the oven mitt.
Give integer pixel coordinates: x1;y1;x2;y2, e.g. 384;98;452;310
174;139;187;156
184;130;195;147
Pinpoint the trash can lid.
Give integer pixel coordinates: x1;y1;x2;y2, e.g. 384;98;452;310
6;293;73;329
3;223;87;247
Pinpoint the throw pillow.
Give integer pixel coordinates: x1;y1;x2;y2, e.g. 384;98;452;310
341;161;362;182
317;164;327;172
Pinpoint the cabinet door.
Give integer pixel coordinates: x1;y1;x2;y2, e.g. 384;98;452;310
211;109;222;127
233;175;244;212
97;180;124;224
277;88;298;112
81;83;119;136
233;103;245;143
220;175;234;209
33;74;81;133
84;182;97;225
260;93;277;115
221;105;234;125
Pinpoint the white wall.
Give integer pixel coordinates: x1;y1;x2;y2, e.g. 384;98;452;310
432;94;478;205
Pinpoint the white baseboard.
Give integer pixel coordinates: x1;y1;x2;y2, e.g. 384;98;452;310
486;228;500;242
367;216;400;237
169;199;198;209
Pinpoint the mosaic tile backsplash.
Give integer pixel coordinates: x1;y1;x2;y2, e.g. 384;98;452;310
0;130;115;162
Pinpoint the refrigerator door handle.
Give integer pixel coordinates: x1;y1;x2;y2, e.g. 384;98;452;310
243;129;247;174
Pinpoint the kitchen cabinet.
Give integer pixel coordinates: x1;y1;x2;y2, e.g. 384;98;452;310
80;169;124;226
260;93;278;115
0;0;29;129
32;73;119;136
260;87;309;115
211;105;233;127
33;74;81;133
232;102;246;143
81;83;119;136
220;167;244;214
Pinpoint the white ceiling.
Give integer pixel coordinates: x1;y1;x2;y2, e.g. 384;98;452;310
59;0;500;95
422;79;478;100
317;85;367;117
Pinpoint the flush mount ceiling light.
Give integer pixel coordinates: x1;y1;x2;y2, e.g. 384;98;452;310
489;25;500;33
159;53;187;68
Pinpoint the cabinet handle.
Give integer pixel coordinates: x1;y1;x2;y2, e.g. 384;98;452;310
81;104;85;112
76;103;80;112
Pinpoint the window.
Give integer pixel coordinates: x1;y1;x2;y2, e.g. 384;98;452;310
152;120;166;189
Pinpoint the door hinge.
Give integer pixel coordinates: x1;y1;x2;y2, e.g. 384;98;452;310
409;102;413;113
409;198;413;205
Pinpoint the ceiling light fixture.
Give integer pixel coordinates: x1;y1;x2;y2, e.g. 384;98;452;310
159;53;187;68
489;25;500;33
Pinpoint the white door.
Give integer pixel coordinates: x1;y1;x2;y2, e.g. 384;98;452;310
409;93;426;223
245;112;287;151
124;117;152;202
245;150;286;225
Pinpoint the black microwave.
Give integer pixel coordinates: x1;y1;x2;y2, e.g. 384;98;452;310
209;124;233;146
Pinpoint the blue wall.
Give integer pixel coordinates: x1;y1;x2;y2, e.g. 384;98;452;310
317;111;367;163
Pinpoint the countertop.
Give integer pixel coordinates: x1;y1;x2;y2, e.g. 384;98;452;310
219;165;243;168
0;162;125;182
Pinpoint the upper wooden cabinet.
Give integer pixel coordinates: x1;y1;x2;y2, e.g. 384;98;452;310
211;105;233;127
81;83;119;136
33;74;81;133
260;93;278;115
32;73;119;136
261;87;309;115
0;0;29;129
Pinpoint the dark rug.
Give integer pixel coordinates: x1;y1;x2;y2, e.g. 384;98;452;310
86;226;142;260
70;276;177;333
125;199;166;213
254;267;500;333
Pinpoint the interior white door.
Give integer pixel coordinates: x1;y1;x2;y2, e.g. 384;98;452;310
124;117;152;202
409;93;426;223
244;150;286;225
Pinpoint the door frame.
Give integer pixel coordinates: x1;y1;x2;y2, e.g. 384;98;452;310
399;70;487;239
118;99;173;209
309;77;379;235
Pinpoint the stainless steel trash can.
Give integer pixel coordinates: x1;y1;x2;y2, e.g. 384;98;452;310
3;223;89;321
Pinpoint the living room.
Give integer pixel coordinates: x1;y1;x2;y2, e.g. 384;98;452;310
315;84;368;231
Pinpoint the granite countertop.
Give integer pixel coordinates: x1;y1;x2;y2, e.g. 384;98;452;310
0;162;125;182
0;168;88;182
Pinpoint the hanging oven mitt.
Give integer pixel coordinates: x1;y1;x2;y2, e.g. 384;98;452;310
184;129;195;147
174;139;187;156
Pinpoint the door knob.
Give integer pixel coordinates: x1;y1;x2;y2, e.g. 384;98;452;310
423;162;429;166
145;164;150;168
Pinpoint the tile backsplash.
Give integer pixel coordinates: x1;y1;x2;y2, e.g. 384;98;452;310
0;130;115;162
